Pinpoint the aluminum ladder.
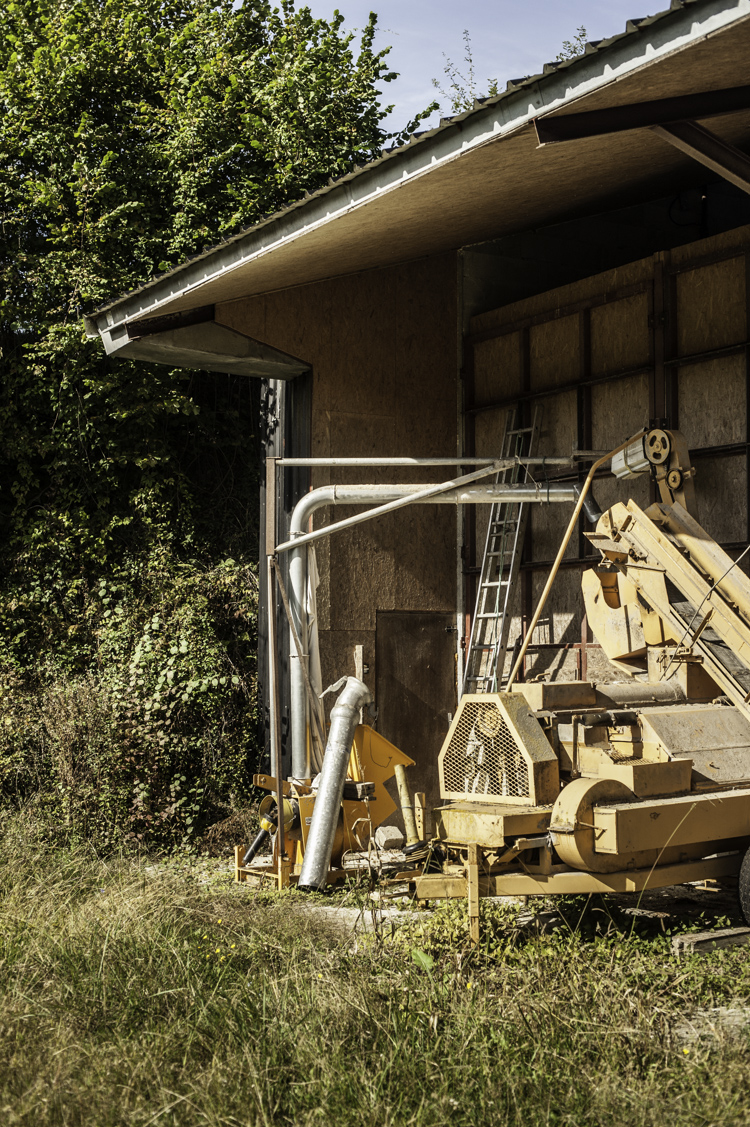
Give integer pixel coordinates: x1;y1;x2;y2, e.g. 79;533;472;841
462;405;541;695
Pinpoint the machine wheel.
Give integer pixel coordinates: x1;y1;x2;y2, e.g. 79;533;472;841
738;845;750;925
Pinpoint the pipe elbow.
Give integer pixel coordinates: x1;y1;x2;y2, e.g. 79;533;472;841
289;486;336;537
330;675;373;717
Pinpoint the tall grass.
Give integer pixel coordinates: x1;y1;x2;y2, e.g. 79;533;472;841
0;815;749;1126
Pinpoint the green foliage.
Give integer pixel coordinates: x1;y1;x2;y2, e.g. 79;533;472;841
2;839;750;1125
557;25;589;61
0;555;259;848
432;29;496;116
433;25;590;116
0;0;425;848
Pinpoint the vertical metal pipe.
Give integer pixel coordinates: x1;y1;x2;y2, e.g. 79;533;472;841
266;554;284;859
394;764;420;847
298;676;372;892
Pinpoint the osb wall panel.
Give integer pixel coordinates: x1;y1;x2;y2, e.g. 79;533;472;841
471;256;653;339
468;223;750;686
473;405;509;551
676;256;746;357
531;389;578;563
218;253;459;700
472;332;521;404
694;455;746;544
590;291;649;376
679;355;745;447
591;373;650;452
530;315;578;392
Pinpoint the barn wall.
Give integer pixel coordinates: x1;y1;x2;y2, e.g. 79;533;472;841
217;254;459;748
466;225;750;683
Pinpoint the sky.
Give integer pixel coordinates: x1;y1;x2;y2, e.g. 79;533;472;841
306;0;648;133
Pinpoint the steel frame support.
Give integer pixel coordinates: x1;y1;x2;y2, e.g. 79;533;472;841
414;853;743;900
652;121;750;197
534;85;750;146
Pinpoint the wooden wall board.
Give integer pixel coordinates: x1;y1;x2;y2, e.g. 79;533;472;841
694;454;747;544
530;497;579;566
473;405;510;452
536;389;577;460
465;222;750;686
473;405;509;564
670;224;750;271
320;627;377;709
590;291;650;376
530;316;579;392
470;257;653;341
472;332;521;405
676;256;746;357
591;373;651;452
679;354;746;447
219;252;459;710
376;611;457;817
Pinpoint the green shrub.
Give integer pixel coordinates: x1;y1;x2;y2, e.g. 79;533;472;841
0;553;258;849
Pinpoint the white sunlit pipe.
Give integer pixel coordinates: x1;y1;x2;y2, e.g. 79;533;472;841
284;479;579;780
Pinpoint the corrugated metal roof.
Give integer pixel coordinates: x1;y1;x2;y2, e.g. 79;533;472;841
88;0;750;338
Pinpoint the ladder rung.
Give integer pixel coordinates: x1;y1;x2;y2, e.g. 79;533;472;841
465;409;536;694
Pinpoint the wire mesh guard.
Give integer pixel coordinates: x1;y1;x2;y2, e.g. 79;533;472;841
441;700;531;801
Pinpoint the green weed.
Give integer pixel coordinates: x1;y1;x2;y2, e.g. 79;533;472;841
0;822;749;1125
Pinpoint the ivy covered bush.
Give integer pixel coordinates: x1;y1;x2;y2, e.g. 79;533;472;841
0;371;262;849
0;0;423;848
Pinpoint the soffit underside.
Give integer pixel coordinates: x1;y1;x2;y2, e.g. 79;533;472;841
103;11;750;322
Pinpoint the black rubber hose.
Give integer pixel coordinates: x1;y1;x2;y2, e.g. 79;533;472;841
243;827;270;866
573;482;603;524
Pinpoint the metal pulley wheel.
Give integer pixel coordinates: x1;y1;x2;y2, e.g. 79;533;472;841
644;428;671;465
549;777;634;873
242;794;299;866
475;708;502;740
666;468;683;491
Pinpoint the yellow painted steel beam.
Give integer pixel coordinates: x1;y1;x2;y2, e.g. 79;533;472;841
594;787;750;854
434;801;552;848
413;853;742;899
604;501;750;719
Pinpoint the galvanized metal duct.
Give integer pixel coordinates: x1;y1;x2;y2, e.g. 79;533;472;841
298;676;373;892
287;481;579;780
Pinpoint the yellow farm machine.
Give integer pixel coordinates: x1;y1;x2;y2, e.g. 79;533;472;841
239;428;750;937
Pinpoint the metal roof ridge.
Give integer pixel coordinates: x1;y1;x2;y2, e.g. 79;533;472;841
88;0;750;325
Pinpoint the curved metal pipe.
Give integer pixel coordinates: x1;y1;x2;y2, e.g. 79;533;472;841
298;676;372;892
288;481;578;779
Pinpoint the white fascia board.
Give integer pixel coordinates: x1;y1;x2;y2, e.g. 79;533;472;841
89;0;750;346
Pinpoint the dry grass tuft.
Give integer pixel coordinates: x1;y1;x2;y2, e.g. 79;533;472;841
0;822;749;1126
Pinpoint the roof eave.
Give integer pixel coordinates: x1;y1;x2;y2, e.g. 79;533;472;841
88;0;750;341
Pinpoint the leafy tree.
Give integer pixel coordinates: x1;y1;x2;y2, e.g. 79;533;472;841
0;0;424;848
432;26;589;116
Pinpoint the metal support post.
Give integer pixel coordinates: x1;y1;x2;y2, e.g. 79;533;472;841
468;843;481;945
266;554;285;866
